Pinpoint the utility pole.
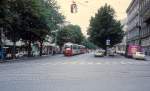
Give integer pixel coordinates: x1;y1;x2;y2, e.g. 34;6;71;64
138;0;141;46
106;38;110;56
0;28;4;61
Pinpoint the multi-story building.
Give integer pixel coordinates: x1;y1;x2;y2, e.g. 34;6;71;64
126;0;140;45
126;0;150;55
139;0;150;55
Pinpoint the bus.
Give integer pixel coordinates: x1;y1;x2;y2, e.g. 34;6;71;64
63;42;86;56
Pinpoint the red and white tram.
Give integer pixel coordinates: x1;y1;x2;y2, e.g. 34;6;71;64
63;42;86;56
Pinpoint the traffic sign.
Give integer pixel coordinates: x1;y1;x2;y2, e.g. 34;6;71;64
106;39;110;46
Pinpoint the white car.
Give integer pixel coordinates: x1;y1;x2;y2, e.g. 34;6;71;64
16;52;24;58
133;52;146;60
94;51;104;57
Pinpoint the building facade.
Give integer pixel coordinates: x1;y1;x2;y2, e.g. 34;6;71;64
126;0;140;45
139;0;150;55
126;0;150;55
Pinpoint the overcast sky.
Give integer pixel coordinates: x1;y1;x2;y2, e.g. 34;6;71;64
57;0;131;35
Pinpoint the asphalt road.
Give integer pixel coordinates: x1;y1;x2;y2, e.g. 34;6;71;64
0;53;150;91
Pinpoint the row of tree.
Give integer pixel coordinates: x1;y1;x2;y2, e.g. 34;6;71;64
56;24;97;49
0;0;64;58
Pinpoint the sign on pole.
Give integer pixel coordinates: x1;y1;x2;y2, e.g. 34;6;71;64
106;39;110;46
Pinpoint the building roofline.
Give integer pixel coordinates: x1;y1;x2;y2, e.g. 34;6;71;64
126;0;136;13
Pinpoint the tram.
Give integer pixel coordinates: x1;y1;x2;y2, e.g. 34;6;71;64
63;42;86;56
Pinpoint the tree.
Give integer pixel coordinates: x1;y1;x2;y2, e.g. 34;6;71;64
0;0;64;57
88;4;124;49
56;24;84;47
81;37;97;49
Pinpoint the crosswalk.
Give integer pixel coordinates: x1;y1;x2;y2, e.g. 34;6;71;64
41;61;150;66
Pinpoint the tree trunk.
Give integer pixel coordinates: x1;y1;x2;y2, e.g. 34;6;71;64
12;41;16;59
60;45;63;54
12;30;16;59
0;28;4;61
40;40;43;56
28;40;32;57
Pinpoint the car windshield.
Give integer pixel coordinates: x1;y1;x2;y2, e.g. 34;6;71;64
136;52;144;54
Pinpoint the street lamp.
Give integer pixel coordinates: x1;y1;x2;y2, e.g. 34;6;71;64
106;38;110;56
136;24;141;45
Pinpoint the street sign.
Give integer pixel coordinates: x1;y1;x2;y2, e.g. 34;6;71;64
106;39;110;46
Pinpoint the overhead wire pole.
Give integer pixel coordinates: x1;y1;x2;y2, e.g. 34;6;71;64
138;0;141;46
0;28;4;61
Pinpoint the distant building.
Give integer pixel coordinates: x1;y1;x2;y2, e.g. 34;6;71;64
126;0;150;55
115;19;127;55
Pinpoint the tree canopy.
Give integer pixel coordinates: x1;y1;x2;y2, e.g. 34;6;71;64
0;0;64;42
88;4;124;49
81;38;97;49
57;24;84;47
0;0;64;57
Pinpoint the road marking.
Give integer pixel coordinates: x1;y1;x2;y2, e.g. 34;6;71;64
112;62;118;64
62;62;68;65
79;62;85;65
142;62;149;65
104;62;110;65
43;61;150;65
87;62;93;65
127;62;133;64
96;62;102;65
120;61;127;65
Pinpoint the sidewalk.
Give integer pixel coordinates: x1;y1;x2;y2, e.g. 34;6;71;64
0;54;54;63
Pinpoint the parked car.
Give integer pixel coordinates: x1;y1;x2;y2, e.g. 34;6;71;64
108;49;115;56
94;50;104;57
16;52;24;58
132;52;145;60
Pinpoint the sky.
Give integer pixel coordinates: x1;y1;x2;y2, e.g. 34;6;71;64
57;0;131;35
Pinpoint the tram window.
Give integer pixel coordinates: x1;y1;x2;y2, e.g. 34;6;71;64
73;45;77;49
65;45;71;49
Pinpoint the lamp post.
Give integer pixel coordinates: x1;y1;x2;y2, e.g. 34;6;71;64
136;24;141;45
51;30;59;55
106;38;110;56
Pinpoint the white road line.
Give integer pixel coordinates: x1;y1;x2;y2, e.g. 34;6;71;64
96;62;102;65
62;62;68;65
42;61;150;66
142;62;149;65
127;62;133;64
79;62;85;65
87;62;93;65
120;62;127;65
112;62;118;65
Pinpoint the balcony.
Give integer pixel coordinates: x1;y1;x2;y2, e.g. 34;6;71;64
140;0;150;24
